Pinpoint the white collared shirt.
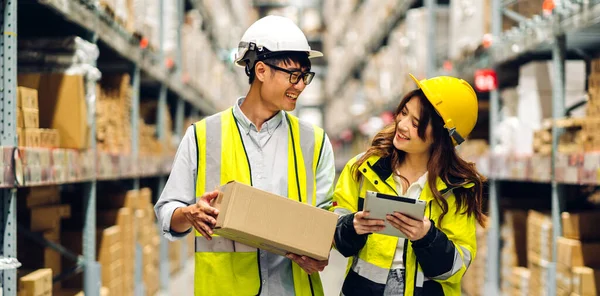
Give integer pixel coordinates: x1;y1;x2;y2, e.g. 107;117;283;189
391;172;429;269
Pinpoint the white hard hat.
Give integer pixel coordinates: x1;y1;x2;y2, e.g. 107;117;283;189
234;15;323;71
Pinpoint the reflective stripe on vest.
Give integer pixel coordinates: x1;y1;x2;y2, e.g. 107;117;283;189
429;245;471;281
193;108;325;296
351;257;389;285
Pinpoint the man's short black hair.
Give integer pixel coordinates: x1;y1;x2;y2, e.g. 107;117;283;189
247;51;311;84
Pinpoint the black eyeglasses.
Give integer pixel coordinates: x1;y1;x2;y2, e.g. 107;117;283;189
263;63;315;85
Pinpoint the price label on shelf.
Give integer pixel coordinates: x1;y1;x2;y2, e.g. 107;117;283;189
474;69;498;92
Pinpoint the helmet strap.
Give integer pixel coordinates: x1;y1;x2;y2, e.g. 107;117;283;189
242;42;290;76
244;42;259;76
447;127;465;145
242;42;277;76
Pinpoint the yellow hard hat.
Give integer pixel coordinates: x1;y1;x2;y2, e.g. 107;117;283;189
409;73;478;146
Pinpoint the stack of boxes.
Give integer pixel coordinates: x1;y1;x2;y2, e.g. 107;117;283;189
556;212;600;296
18;73;91;150
138;101;177;157
461;223;488;296
527;210;553;296
18;268;52;296
96;74;133;155
501;211;528;295
17;186;71;290
17;36;100;150
517;61;587;155
533;118;587;155
584;59;600;152
135;188;161;296
59;188;160;295
17;87;60;148
61;227;124;295
510;267;531;296
98;207;135;295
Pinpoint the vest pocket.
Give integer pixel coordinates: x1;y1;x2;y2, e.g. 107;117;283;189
195;251;260;295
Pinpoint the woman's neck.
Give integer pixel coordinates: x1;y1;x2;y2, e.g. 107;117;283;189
397;151;430;182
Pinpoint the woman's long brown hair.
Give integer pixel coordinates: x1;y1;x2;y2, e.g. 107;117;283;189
351;89;487;227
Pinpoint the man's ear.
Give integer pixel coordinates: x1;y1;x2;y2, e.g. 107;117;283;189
255;61;268;82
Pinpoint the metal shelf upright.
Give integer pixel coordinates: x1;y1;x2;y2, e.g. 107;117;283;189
1;0;18;295
83;6;101;296
484;0;502;295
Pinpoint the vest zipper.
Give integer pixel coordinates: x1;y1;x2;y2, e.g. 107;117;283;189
232;110;263;296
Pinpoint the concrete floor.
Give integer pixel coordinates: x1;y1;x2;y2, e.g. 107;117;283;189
160;249;349;296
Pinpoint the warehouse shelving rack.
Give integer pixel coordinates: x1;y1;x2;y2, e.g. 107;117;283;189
324;0;418;99
449;0;600;295
0;0;243;295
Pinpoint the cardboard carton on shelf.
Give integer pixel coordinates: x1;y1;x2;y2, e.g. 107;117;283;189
18;73;89;150
18;128;42;148
22;186;60;209
39;129;60;148
572;266;600;296
556;263;572;293
213;181;338;261
22;108;39;129
17;86;39;109
18;268;52;296
557;236;600;268
527;210;553;262
562;211;600;240
30;204;71;232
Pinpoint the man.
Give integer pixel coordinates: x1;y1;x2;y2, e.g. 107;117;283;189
154;15;335;296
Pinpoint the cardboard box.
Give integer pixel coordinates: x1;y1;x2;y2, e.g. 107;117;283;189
511;267;530;290
505;210;529;266
23;186;61;208
557;263;573;292
562;211;600;240
18;108;25;128
17;128;25;147
558;237;600;268
213;181;338;261
572;267;600;295
22;108;39;129
30;204;71;232
19;268;52;296
19;128;41;147
18;86;39;109
39;129;60;148
18;73;88;149
527;210;553;261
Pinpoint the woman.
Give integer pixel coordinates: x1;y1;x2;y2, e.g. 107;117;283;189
332;74;487;296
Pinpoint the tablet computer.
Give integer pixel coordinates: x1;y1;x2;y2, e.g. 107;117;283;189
363;190;427;238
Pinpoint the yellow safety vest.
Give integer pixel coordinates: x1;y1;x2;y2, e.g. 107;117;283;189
332;154;477;296
193;107;326;296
